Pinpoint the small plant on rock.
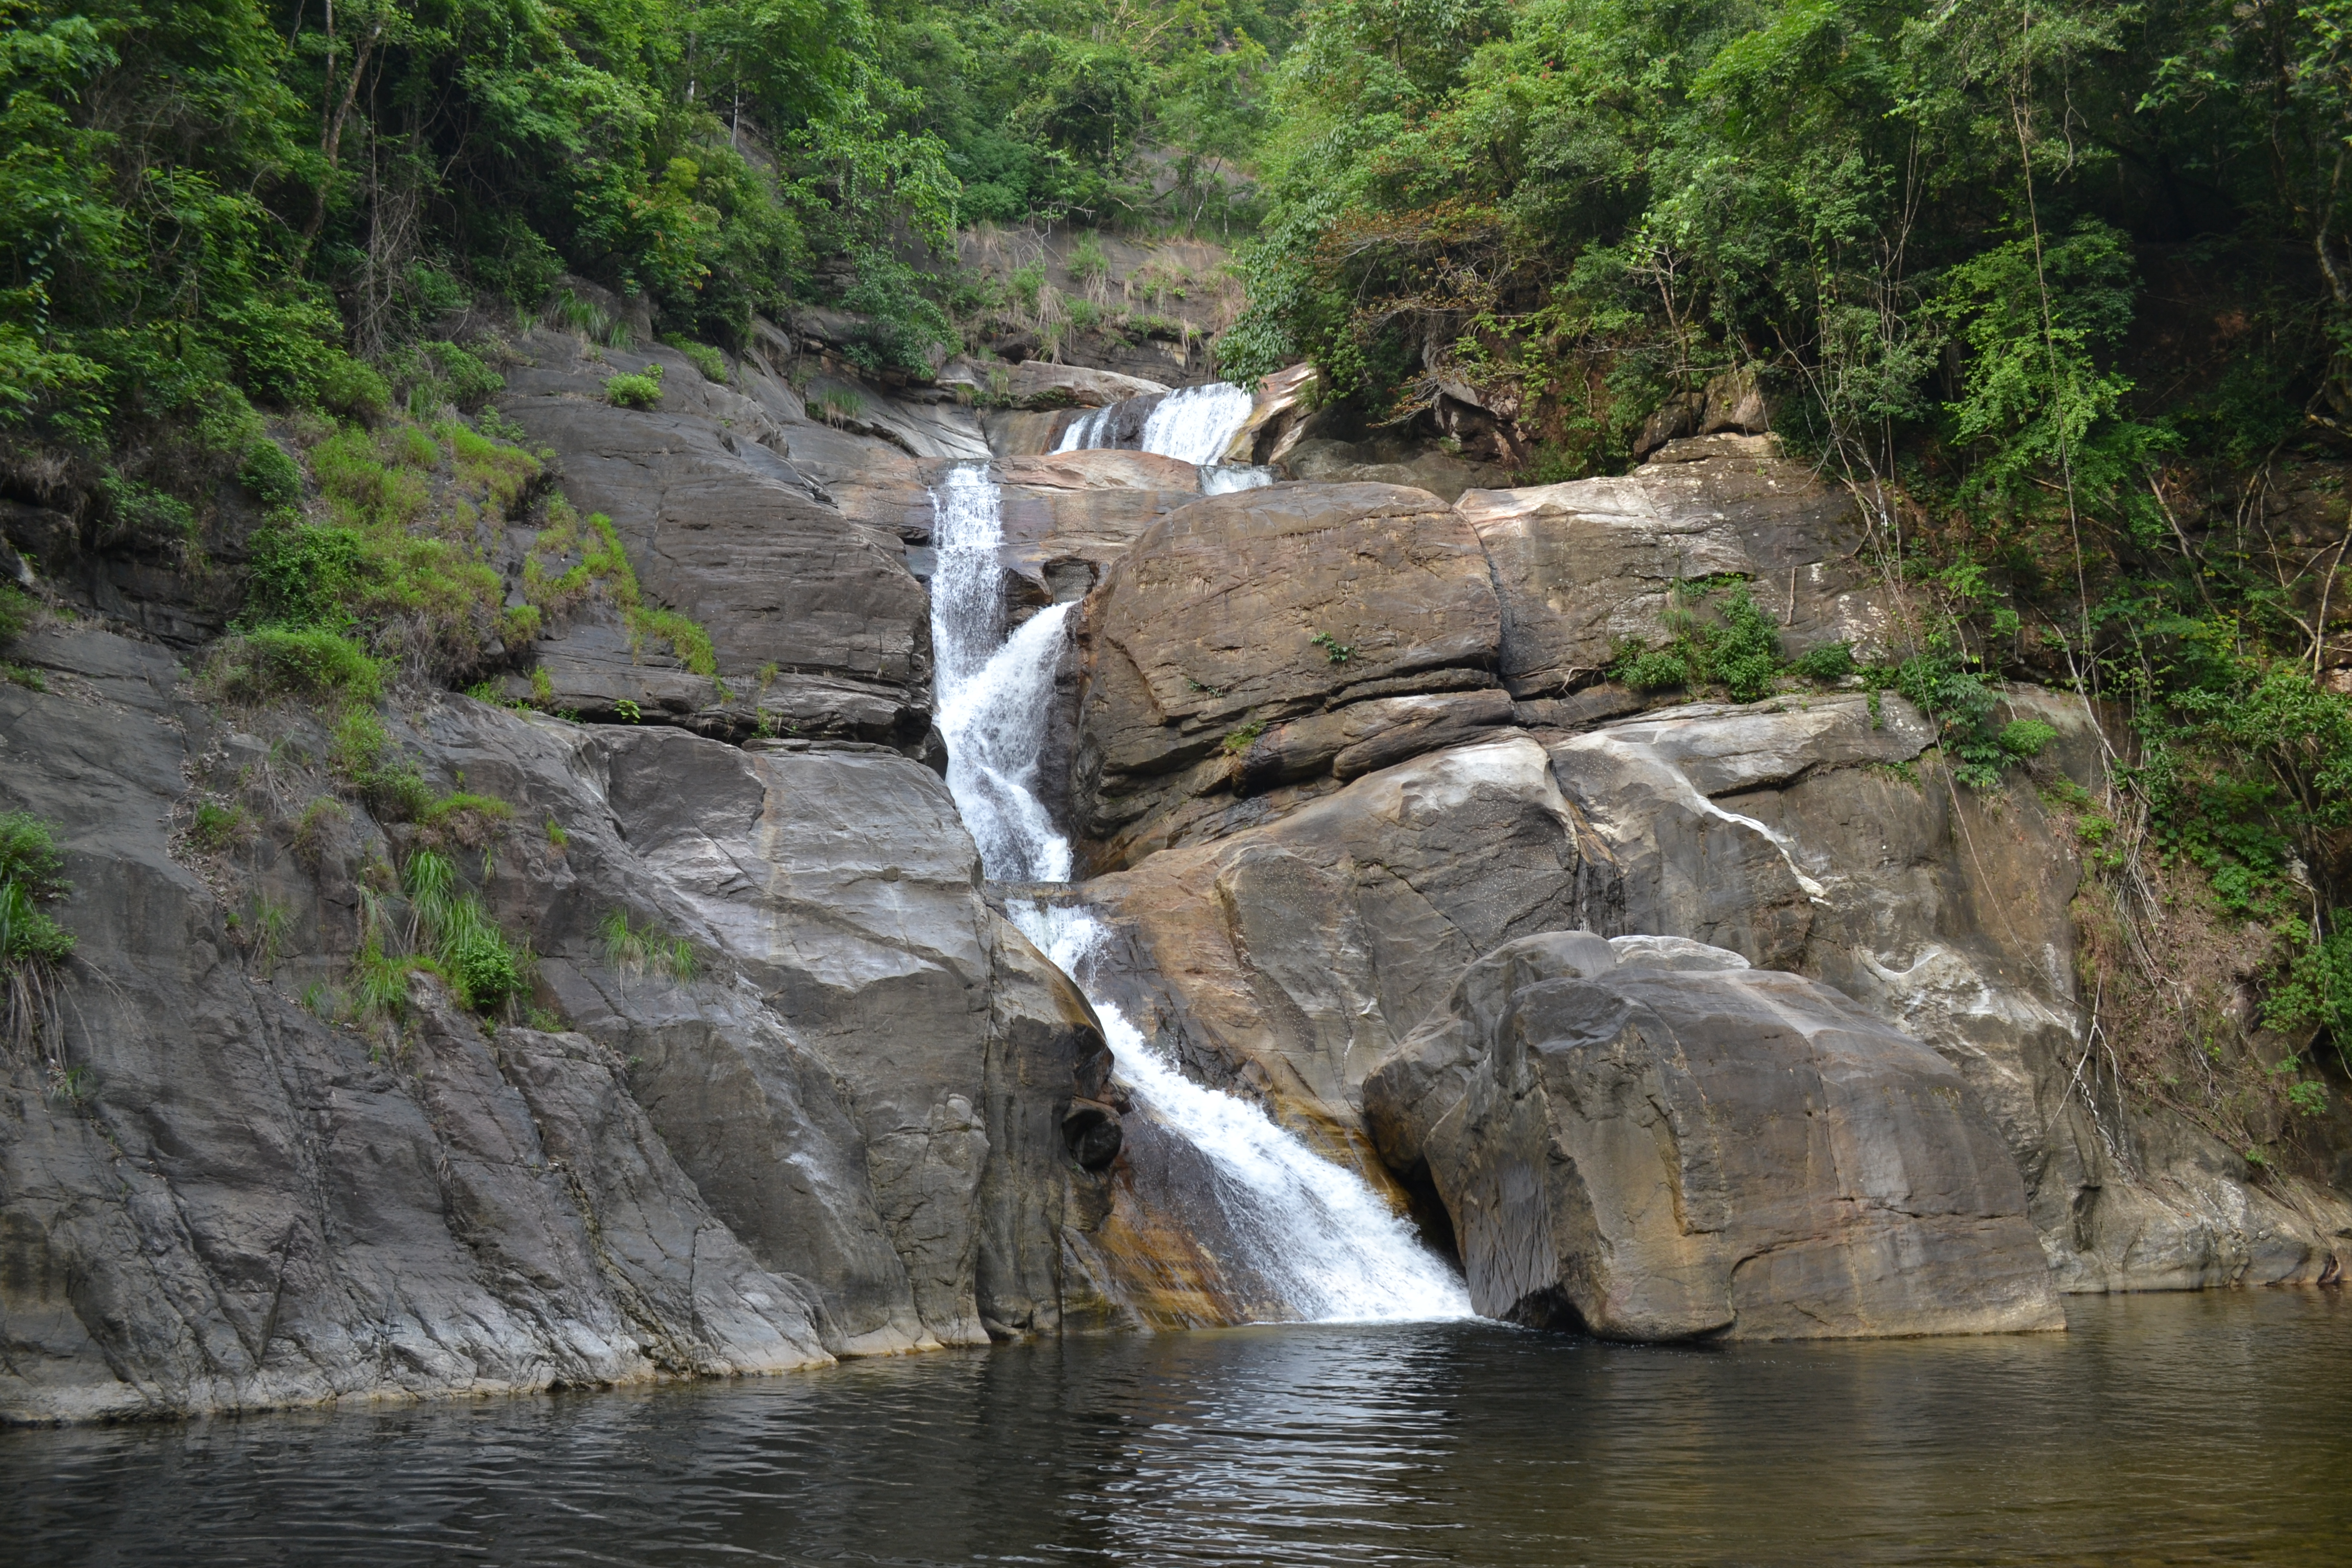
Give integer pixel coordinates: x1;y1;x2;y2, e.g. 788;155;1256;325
2;812;75;1049
604;365;665;409
1309;630;1356;665
599;908;697;987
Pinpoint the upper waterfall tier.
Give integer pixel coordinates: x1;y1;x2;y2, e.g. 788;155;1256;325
1058;381;1255;464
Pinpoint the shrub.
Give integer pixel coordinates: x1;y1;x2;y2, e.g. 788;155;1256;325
661;336;729;383
418;791;513;850
424;341;505;410
2;812;74;1047
190;801;255;853
330;706;432;818
400;848;529;1013
0;584;32;645
605;365;665;408
599;908;696;985
1610;580;1783;703
1790;641;1857;684
522;505;719;675
206;627;385;704
238;440;303;509
317;355;391;422
98;472;197;549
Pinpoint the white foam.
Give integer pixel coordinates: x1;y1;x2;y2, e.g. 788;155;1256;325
1009;902;1473;1324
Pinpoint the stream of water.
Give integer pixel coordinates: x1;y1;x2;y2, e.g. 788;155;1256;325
10;1292;2345;1566
925;462;1467;1325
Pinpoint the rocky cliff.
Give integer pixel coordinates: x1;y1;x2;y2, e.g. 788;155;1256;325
4;322;2347;1422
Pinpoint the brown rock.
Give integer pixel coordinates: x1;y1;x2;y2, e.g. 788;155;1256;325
1362;931;2068;1340
1455;437;1892;697
1070;482;1503;855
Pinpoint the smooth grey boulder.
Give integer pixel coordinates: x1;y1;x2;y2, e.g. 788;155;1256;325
1363;932;2067;1340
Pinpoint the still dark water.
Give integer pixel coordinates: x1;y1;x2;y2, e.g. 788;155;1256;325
5;1292;2347;1566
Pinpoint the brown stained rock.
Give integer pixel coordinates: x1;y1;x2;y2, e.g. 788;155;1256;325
937;359;1171;410
1069;481;1503;856
1231;362;1322;466
1363;932;2068;1340
1455;435;1894;698
990;451;1205;610
1079;737;1606;1145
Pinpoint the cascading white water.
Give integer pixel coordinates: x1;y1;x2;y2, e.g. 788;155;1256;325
1138;382;1256;464
1053;404;1112;454
1199;464;1276;495
928;466;1074;884
1056;381;1257;468
924;461;1471;1325
1009;900;1471;1323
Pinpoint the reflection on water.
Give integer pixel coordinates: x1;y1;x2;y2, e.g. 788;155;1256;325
5;1292;2347;1566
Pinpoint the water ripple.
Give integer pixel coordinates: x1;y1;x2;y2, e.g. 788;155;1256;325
5;1295;2349;1566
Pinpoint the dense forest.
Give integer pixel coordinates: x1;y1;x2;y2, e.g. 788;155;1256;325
6;0;2352;1153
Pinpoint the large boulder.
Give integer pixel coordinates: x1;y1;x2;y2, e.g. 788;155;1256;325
1363;932;2067;1339
1068;482;1505;867
1080;736;1602;1153
0;625;1120;1422
1455;434;1893;697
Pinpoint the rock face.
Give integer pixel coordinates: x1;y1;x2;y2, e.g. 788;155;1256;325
1068;482;1506;866
495;330;944;751
1458;434;1892;696
0;624;1119;1423
1362;932;2066;1339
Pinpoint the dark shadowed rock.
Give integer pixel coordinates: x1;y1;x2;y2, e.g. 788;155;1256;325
1363;932;2067;1340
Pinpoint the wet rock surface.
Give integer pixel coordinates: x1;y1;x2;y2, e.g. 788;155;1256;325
1362;932;2067;1339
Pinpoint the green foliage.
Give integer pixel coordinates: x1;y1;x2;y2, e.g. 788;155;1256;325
238;441;302;510
1611;580;1784;703
522;504;718;677
240;416;542;681
204;627;385;705
1;811;73;1045
661;336;729;384
839;250;954;376
1223;717;1267;755
401;848;528;1013
599;908;697;986
1790;642;1857;683
0;584;32;646
604;366;666;409
1308;630;1355;665
189;801;254;854
329;705;432;820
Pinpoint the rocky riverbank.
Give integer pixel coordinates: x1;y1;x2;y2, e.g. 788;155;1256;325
4;311;2346;1423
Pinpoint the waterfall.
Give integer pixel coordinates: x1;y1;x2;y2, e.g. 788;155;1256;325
1053;404;1112;454
1139;382;1256;464
1009;900;1472;1324
928;465;1073;884
1056;381;1257;467
924;461;1471;1325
